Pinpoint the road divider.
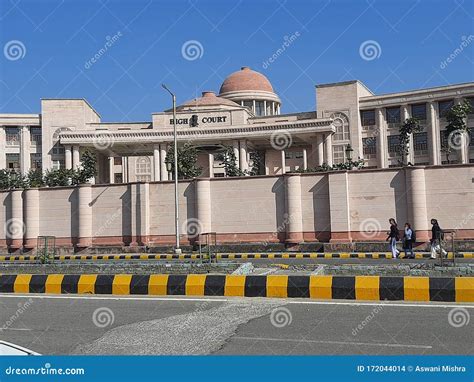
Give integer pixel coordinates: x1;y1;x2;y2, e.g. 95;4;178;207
0;274;472;302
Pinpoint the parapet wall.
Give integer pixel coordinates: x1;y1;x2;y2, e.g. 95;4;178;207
0;165;473;249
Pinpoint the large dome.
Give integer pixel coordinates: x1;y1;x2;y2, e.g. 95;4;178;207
219;66;274;94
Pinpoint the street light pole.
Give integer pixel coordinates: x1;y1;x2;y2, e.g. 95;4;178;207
162;84;181;254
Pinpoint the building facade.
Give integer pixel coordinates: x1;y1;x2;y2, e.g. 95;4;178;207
1;66;473;183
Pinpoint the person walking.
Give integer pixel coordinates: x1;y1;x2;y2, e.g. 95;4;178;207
430;218;447;259
386;218;400;259
403;223;415;259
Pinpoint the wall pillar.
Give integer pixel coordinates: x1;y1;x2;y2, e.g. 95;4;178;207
405;167;430;241
316;134;324;166
65;145;72;170
285;173;303;244
302;148;308;170
20;126;31;175
0;126;6;169
280;149;286;174
72;145;81;169
24;188;40;248
239;140;248;172
131;183;149;246
160;144;168;181
376;108;387;168
427;102;441;165
232;140;240;169
196;178;212;237
324;133;333;166
328;171;352;243
153;145;160;181
77;185;92;247
8;189;24;249
109;156;115;184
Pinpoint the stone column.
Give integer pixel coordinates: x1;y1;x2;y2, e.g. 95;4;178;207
401;104;414;165
302;148;308;170
72;145;81;169
455;98;469;164
0;126;6;169
208;153;214;177
232;140;240;169
239;140;248;172
8;189;24;249
153;145;160;181
263;100;267;116
376;108;387;168
328;171;352;243
324;133;333;166
252;99;256;114
405;167;429;241
427;102;440;165
65;145;72;170
20;126;31;175
285;173;303;244
160;144;168;181
280;149;286;174
77;184;92;247
123;157;129;183
24;188;40;248
196;178;211;236
109;156;115;184
316;134;324;166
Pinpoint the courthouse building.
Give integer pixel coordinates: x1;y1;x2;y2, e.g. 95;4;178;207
1;66;474;183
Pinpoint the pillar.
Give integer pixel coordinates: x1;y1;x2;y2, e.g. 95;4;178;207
77;185;92;247
239;140;248;172
405;167;429;241
316;134;324;166
280;149;286;174
263;100;267;116
285;173;303;244
196;178;211;236
376;108;387;168
72;145;80;169
8;189;24;249
232;140;240;169
208;153;214;177
160;144;168;181
324;133;333;166
109;156;115;184
427;102;440;165
302;148;308;170
455;98;469;164
0;126;5;169
153;146;160;181
252;99;256;114
328;171;352;243
20;126;30;175
24;188;40;248
123;157;129;183
401;104;414;165
65;145;72;170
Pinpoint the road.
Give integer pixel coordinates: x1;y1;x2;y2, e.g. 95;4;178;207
0;294;472;355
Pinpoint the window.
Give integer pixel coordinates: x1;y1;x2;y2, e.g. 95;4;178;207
255;101;265;116
438;100;454;118
386;107;401;125
5;127;20;145
333;145;345;164
285;151;304;160
411;104;426;120
387;135;400;155
30;127;42;145
135;156;151;182
6;154;20;170
30;154;42;170
114;173;123;183
440;131;448;149
470;128;474;148
243;100;253;110
52;160;65;170
294;151;304;159
467;97;474;114
413;132;428;154
361;110;376;127
114;157;122;165
331;112;350;141
52;143;65;155
362;137;376;158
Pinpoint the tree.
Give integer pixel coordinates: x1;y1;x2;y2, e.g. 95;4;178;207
215;146;245;177
73;149;97;184
443;100;472;159
398;117;423;166
248;151;263;176
26;169;45;188
165;142;202;179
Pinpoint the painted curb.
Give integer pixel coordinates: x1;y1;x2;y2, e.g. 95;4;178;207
0;274;472;302
0;252;473;261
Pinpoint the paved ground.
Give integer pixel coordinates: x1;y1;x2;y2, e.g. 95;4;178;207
0;294;472;355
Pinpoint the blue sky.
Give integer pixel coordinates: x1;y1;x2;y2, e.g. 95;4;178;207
0;0;473;121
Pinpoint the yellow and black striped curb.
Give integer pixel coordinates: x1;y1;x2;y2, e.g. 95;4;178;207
0;252;473;261
0;274;472;302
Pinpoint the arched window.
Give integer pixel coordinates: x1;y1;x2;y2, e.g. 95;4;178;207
331;112;350;141
135;156;151;182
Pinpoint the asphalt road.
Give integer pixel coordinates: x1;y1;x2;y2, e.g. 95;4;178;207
0;294;472;355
